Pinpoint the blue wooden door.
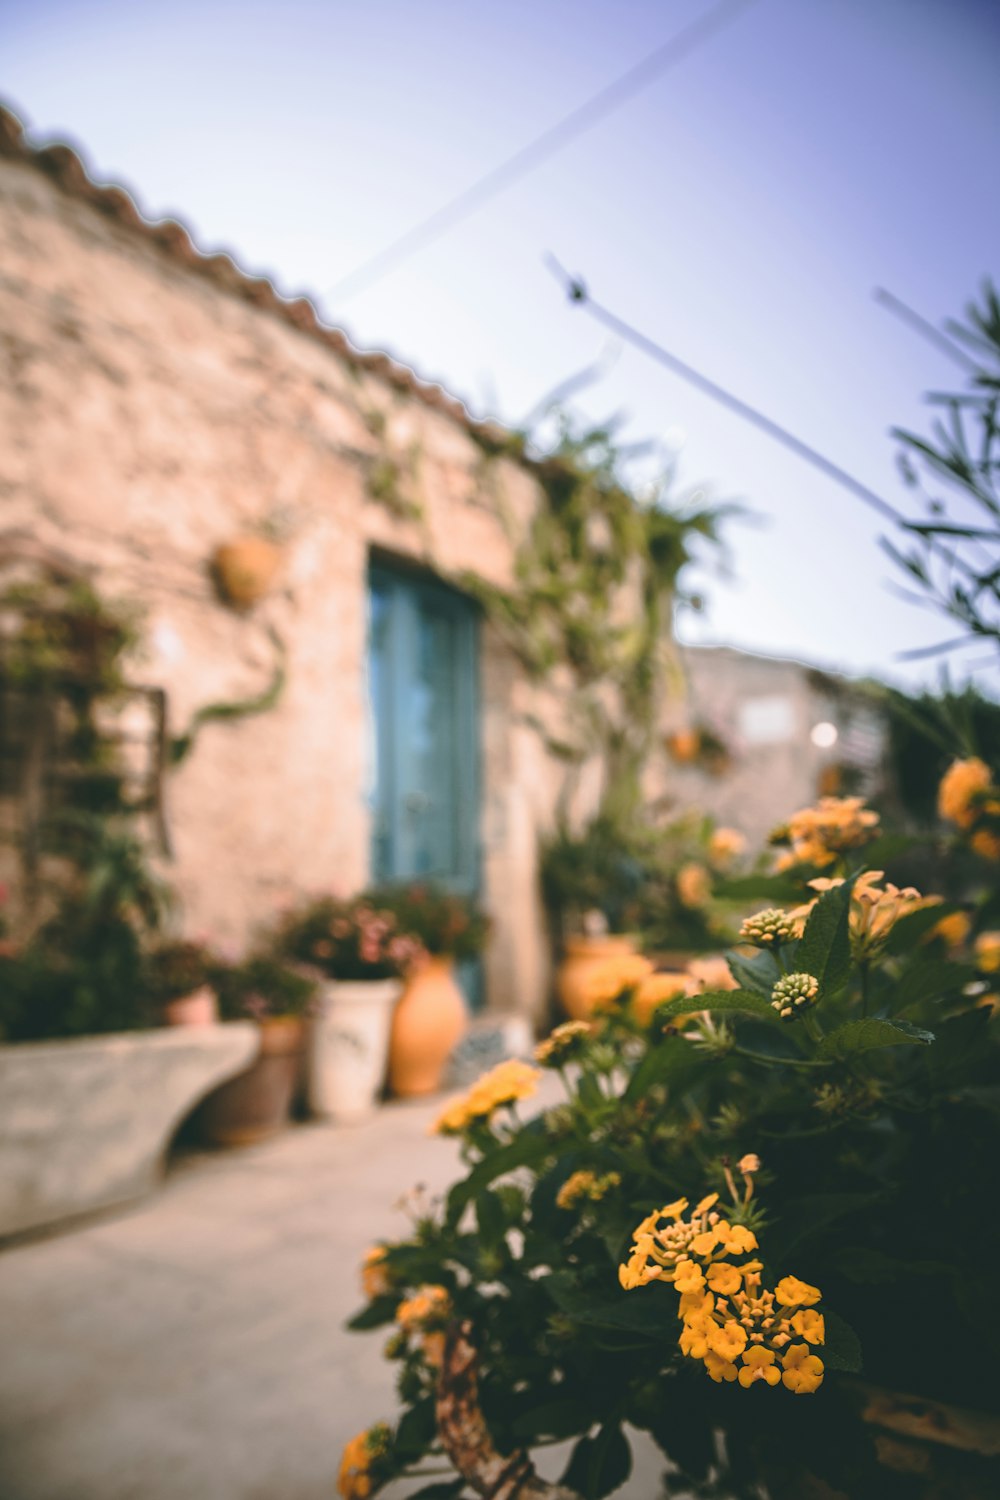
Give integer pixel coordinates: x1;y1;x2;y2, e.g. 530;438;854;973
367;562;482;1002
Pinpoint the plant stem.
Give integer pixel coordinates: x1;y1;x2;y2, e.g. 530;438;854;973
732;1044;827;1070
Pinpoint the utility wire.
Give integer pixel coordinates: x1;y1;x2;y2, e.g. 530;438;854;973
324;0;761;305
545;255;905;525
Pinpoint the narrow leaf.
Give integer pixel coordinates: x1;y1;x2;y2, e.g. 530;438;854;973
656;988;780;1023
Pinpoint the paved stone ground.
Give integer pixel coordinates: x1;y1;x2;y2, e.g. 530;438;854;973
0;1092;667;1500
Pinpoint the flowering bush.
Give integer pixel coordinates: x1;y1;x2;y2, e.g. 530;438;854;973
277;894;425;981
341;788;1000;1498
375;884;489;963
213;953;318;1021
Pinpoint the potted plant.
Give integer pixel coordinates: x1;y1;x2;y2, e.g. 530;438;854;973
279;894;424;1123
378;884;488;1098
340;783;1000;1500
196;954;317;1146
146;939;219;1026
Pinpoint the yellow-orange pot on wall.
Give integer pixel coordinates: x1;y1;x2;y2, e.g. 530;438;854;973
388;955;467;1097
211;537;282;610
556;935;639;1021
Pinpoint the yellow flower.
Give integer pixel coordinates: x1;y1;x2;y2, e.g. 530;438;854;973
971;829;1000;861
619;1193;755;1293
677;862;711;910
782;1342;825;1394
703;1349;739;1383
361;1246;391;1300
791;1308;825;1344
709;827;747;869
556;1169;621;1210
586;955;655;1010
938;757;998;829
337;1424;392;1500
738;1345;781;1388
707;1319;748;1362
774;796;880;870
632;971;695;1026
793;872;934;960
706;1262;743;1296
738;1153;761;1175
975;932;1000;974
396;1285;450;1334
927;910;971;953
667;728;701;763
432;1058;540;1134
774;1276;822;1308
534;1019;591;1065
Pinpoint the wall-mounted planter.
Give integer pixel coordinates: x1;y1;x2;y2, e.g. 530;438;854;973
0;1022;257;1239
210;537;282;609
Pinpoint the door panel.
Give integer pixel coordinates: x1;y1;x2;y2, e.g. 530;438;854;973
367;560;481;926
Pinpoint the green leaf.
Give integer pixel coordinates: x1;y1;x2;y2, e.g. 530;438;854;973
656;988;780;1023
822;1309;863;1373
562;1424;632;1500
475;1189;506;1250
445;1125;554;1227
623;1034;705;1103
345;1294;398;1331
890;958;977;1011
771;1192;883;1257
510;1398;585;1441
394;1396;437;1460
819;1017;934;1058
797;876;855;996
713;874;802;902
545;1273;680;1336
725;947;781;996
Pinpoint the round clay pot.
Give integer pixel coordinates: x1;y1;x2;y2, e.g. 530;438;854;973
198;1017;304;1147
555;935;638;1021
162;985;218;1027
308;979;402;1124
388;956;467;1098
211;537;282;609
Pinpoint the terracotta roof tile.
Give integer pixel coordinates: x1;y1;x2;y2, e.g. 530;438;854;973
0;99;516;454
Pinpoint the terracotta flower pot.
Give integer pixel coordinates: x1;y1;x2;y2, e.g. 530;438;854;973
211;537;282;609
388;956;467;1098
198;1017;304;1147
555;935;638;1021
162;985;218;1027
308;978;402;1124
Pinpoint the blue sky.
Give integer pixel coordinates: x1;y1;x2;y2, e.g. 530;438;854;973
3;0;998;690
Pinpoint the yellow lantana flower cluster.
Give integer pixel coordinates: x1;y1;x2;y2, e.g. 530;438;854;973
773;796;880;871
677;861;712;909
396;1284;451;1369
534;1019;592;1066
556;1169;621;1210
938;758;1000;859
708;827;747;870
432;1058;540;1135
618;1192;758;1292
680;1265;825;1392
585;955;655;1010
793;872;934;960
620;1196;825;1395
975;931;1000;973
361;1245;392;1300
337;1422;392;1500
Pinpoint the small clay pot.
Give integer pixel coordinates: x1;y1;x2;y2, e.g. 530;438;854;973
555;935;639;1021
211;537;282;609
198;1017;304;1147
162;985;218;1027
388;956;467;1097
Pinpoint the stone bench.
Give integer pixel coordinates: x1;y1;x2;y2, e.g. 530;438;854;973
0;1022;258;1239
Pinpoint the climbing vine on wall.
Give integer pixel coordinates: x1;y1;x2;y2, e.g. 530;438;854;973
462;410;729;827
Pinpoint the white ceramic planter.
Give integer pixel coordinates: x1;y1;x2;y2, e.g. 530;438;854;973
307;979;402;1125
0;1023;258;1239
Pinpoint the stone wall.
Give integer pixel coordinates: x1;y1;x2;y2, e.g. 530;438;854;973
0;146;575;1021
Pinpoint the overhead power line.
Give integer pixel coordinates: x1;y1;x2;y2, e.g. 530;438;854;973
544;255;905;526
325;0;761;305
